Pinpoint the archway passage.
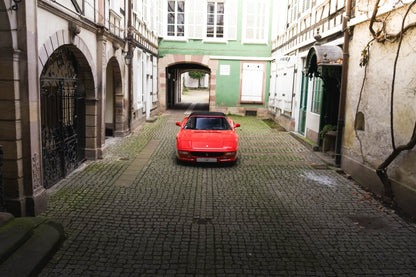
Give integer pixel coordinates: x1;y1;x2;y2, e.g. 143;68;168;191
105;58;122;137
166;63;210;111
305;45;342;144
40;46;88;189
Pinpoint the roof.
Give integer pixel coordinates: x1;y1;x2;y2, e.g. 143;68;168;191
189;112;226;117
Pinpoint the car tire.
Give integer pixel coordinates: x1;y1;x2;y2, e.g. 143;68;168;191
176;157;184;165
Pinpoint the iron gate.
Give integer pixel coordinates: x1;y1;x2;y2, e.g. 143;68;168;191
40;47;85;189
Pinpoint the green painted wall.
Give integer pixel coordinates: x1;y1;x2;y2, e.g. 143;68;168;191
159;0;274;109
215;60;241;107
158;39;272;58
215;60;271;108
158;0;273;57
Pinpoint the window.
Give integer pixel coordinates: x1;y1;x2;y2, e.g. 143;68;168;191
167;0;185;37
288;0;298;24
207;2;224;38
302;0;311;13
143;0;149;23
243;0;269;43
311;77;323;113
110;0;120;13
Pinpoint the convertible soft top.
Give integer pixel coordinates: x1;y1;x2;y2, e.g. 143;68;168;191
189;112;226;117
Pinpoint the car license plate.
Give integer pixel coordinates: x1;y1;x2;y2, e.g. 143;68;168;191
196;158;217;163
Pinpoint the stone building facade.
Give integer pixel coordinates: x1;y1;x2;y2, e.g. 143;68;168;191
270;0;416;217
342;0;416;217
0;0;159;216
157;0;275;117
269;0;345;143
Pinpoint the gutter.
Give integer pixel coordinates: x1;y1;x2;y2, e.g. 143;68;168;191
127;0;133;132
335;0;352;167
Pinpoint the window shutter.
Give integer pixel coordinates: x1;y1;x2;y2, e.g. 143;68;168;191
187;0;204;39
241;63;264;102
226;0;238;40
159;0;165;36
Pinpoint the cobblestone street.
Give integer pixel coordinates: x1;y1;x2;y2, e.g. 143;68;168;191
39;111;416;276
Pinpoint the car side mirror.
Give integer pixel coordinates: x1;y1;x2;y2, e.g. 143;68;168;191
176;122;182;127
235;123;240;128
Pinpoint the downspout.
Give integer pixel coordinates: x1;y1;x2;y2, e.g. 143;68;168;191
127;0;133;132
335;0;352;167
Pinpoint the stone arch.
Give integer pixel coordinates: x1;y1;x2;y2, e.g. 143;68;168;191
38;30;97;92
39;33;100;160
105;57;125;136
158;55;218;111
39;43;98;188
167;62;211;109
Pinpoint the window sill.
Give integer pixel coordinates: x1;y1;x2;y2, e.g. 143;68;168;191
162;37;188;42
242;40;269;45
240;101;264;105
202;38;228;44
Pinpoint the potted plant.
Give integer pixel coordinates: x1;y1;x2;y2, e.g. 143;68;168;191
320;124;337;153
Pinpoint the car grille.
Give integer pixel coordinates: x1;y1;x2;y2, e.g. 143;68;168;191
190;152;224;158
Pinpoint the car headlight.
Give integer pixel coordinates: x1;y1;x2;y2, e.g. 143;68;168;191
224;151;236;156
178;150;189;155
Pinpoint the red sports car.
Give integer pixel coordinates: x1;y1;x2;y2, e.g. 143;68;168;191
175;112;240;164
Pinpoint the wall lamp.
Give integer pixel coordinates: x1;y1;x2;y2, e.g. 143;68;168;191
122;49;132;66
125;52;132;66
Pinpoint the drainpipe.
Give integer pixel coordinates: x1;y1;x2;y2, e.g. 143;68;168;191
127;0;133;132
335;0;352;167
145;54;151;120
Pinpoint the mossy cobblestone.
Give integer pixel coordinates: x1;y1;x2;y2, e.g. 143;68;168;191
39;112;416;276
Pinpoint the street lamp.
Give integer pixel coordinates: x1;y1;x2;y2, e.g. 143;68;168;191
125;52;132;66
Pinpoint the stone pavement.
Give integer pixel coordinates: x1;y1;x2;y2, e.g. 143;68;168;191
39;111;416;276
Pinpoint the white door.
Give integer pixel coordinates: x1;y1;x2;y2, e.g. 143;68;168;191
241;63;264;102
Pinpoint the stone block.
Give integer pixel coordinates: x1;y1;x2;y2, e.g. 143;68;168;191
3;176;24;198
0;120;21;140
85;103;97;115
0;140;23;160
0;81;16;100
0;58;13;80
3;159;24;179
85;137;97;149
0;100;19;120
85;114;97;127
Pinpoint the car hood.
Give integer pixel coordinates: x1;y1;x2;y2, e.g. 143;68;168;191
177;130;238;150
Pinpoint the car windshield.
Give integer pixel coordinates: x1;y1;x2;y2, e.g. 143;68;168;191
184;116;232;130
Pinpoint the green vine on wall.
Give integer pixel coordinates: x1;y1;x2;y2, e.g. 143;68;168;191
357;0;416;201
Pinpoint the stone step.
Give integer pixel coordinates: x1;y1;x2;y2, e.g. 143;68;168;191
0;214;64;276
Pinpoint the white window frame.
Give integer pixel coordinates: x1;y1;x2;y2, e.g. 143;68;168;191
167;0;186;38
109;0;121;15
143;0;150;24
242;0;269;44
205;1;226;41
